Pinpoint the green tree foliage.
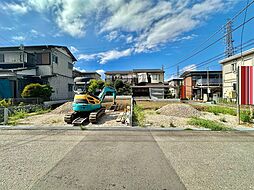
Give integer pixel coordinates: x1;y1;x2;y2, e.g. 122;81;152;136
88;79;105;94
21;83;53;100
113;79;131;95
114;79;124;90
104;81;113;87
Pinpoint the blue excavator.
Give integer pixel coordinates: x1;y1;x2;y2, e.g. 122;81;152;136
64;77;116;126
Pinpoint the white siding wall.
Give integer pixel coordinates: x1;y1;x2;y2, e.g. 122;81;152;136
52;48;73;78
222;53;254;99
37;65;52;76
48;75;74;100
150;73;164;83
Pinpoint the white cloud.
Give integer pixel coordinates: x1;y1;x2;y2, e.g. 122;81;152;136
12;36;25;41
73;66;86;72
78;54;97;61
106;31;119;41
2;0;239;62
96;69;105;79
1;2;28;14
70;46;79;53
181;64;197;73
78;48;133;64
99;48;132;64
0;26;15;31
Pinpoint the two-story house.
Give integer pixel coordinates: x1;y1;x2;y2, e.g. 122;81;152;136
219;48;254;101
73;70;101;80
168;78;183;98
180;70;222;101
105;69;165;99
0;45;76;100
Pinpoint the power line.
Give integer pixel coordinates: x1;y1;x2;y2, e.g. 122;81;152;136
168;38;254;78
165;0;254;70
165;14;254;71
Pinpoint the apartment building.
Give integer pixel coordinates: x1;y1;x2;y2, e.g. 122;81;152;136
105;69;165;99
180;71;222;101
0;45;76;100
219;48;254;100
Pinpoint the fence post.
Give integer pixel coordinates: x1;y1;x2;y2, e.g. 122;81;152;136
3;108;8;125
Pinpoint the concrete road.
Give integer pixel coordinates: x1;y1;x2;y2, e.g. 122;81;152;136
0;130;254;190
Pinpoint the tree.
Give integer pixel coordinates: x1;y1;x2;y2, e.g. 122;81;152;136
114;79;124;90
87;79;105;94
21;83;53;100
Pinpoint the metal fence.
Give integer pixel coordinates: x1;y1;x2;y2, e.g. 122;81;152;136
0;104;45;125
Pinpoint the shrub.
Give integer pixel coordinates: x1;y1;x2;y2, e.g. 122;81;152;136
240;111;252;123
0;99;12;107
21;83;53;100
133;105;145;127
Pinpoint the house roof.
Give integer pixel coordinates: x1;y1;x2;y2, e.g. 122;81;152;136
105;71;132;75
133;69;164;73
105;69;164;75
73;70;101;77
0;45;77;62
219;48;254;64
180;70;222;78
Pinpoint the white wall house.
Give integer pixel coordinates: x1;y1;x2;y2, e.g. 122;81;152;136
219;48;254;100
0;45;76;100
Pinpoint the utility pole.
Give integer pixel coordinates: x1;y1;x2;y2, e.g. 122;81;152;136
236;66;240;124
177;65;179;79
207;67;209;101
225;19;234;57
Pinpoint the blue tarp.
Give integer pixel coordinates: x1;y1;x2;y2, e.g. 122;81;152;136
0;79;12;98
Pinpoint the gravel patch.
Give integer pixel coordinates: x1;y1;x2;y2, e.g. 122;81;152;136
145;114;192;128
156;104;201;118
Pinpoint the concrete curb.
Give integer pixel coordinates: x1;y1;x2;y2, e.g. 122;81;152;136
0;125;253;132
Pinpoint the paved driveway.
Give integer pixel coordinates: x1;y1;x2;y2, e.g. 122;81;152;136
0;129;253;190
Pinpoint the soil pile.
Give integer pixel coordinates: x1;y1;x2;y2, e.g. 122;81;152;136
51;102;73;114
156;103;201;118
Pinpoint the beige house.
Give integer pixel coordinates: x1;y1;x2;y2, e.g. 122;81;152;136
219;48;254;100
105;69;165;99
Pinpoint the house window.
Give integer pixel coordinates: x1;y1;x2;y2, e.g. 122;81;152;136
52;54;58;64
0;54;4;62
231;63;236;72
68;84;73;92
36;53;50;65
68;62;73;69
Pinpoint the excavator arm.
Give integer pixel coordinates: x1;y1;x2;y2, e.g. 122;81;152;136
98;86;116;104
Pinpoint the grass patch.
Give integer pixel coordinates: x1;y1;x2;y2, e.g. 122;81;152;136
7;107;51;125
133;105;145;127
188;117;232;131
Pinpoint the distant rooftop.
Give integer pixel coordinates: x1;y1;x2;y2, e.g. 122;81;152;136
219;48;254;64
105;69;164;75
180;70;222;78
0;45;77;62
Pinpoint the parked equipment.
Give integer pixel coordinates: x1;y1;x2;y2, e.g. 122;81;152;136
64;77;116;126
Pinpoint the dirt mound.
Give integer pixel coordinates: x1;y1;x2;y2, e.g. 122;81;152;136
51;102;73;114
156;103;200;118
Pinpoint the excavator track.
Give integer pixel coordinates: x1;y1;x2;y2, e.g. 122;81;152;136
89;107;106;124
64;112;76;124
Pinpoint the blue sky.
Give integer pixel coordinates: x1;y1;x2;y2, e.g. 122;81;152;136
0;0;253;79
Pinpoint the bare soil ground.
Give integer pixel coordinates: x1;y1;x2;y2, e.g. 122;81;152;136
17;111;127;127
141;102;253;129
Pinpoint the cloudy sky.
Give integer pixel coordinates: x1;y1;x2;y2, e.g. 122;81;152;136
0;0;253;79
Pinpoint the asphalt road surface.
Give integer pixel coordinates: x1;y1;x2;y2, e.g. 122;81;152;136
0;129;254;190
